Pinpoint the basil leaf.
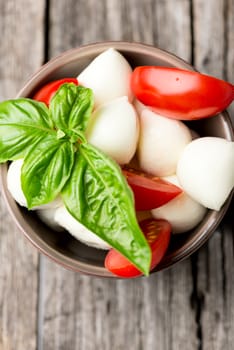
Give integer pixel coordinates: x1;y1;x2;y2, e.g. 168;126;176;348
62;143;151;276
21;134;74;208
0;99;54;162
50;84;94;133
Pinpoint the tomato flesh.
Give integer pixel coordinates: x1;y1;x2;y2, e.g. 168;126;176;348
131;66;234;120
123;167;182;211
33;78;78;106
105;219;171;278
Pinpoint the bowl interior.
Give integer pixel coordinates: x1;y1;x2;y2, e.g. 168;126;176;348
1;42;233;277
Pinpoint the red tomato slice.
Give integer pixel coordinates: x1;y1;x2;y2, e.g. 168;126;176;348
123;167;182;211
105;219;171;278
33;78;78;106
131;66;234;120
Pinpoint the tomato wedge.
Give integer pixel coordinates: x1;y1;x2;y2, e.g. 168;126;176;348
131;66;234;120
33;78;78;106
122;167;182;211
105;219;171;278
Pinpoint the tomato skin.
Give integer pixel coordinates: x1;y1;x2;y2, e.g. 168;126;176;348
33;78;78;106
105;219;171;278
123;167;182;211
131;67;234;120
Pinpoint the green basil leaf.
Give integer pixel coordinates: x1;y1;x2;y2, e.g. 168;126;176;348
50;84;94;133
21;134;74;208
62;143;151;276
0;98;54;162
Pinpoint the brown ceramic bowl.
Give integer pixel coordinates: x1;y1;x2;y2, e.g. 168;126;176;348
0;42;233;277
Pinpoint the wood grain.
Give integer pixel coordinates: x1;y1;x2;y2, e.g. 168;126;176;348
0;1;45;349
193;0;234;348
193;0;234;123
226;0;234;122
41;260;198;350
41;1;197;349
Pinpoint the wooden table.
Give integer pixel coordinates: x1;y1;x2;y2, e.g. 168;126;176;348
0;1;233;349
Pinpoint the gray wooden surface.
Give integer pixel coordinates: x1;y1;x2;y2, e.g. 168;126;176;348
0;1;233;349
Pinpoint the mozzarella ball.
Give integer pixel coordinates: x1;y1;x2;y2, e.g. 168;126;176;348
86;96;139;164
37;207;64;232
151;175;207;233
77;48;133;107
138;109;192;176
177;137;234;210
54;206;111;250
7;159;27;207
7;159;62;210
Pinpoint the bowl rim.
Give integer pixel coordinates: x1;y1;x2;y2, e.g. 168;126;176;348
0;41;233;278
17;41;195;97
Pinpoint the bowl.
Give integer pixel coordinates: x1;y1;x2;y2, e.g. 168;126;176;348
0;41;233;277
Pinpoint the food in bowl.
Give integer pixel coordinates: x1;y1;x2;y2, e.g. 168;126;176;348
0;46;233;278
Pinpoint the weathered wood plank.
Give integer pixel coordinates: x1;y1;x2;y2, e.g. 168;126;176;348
41;1;198;349
153;0;192;62
195;220;234;350
41;260;198;350
193;0;234;123
49;0;156;57
193;0;234;348
222;205;234;347
193;0;225;77
226;0;234;123
0;1;45;349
